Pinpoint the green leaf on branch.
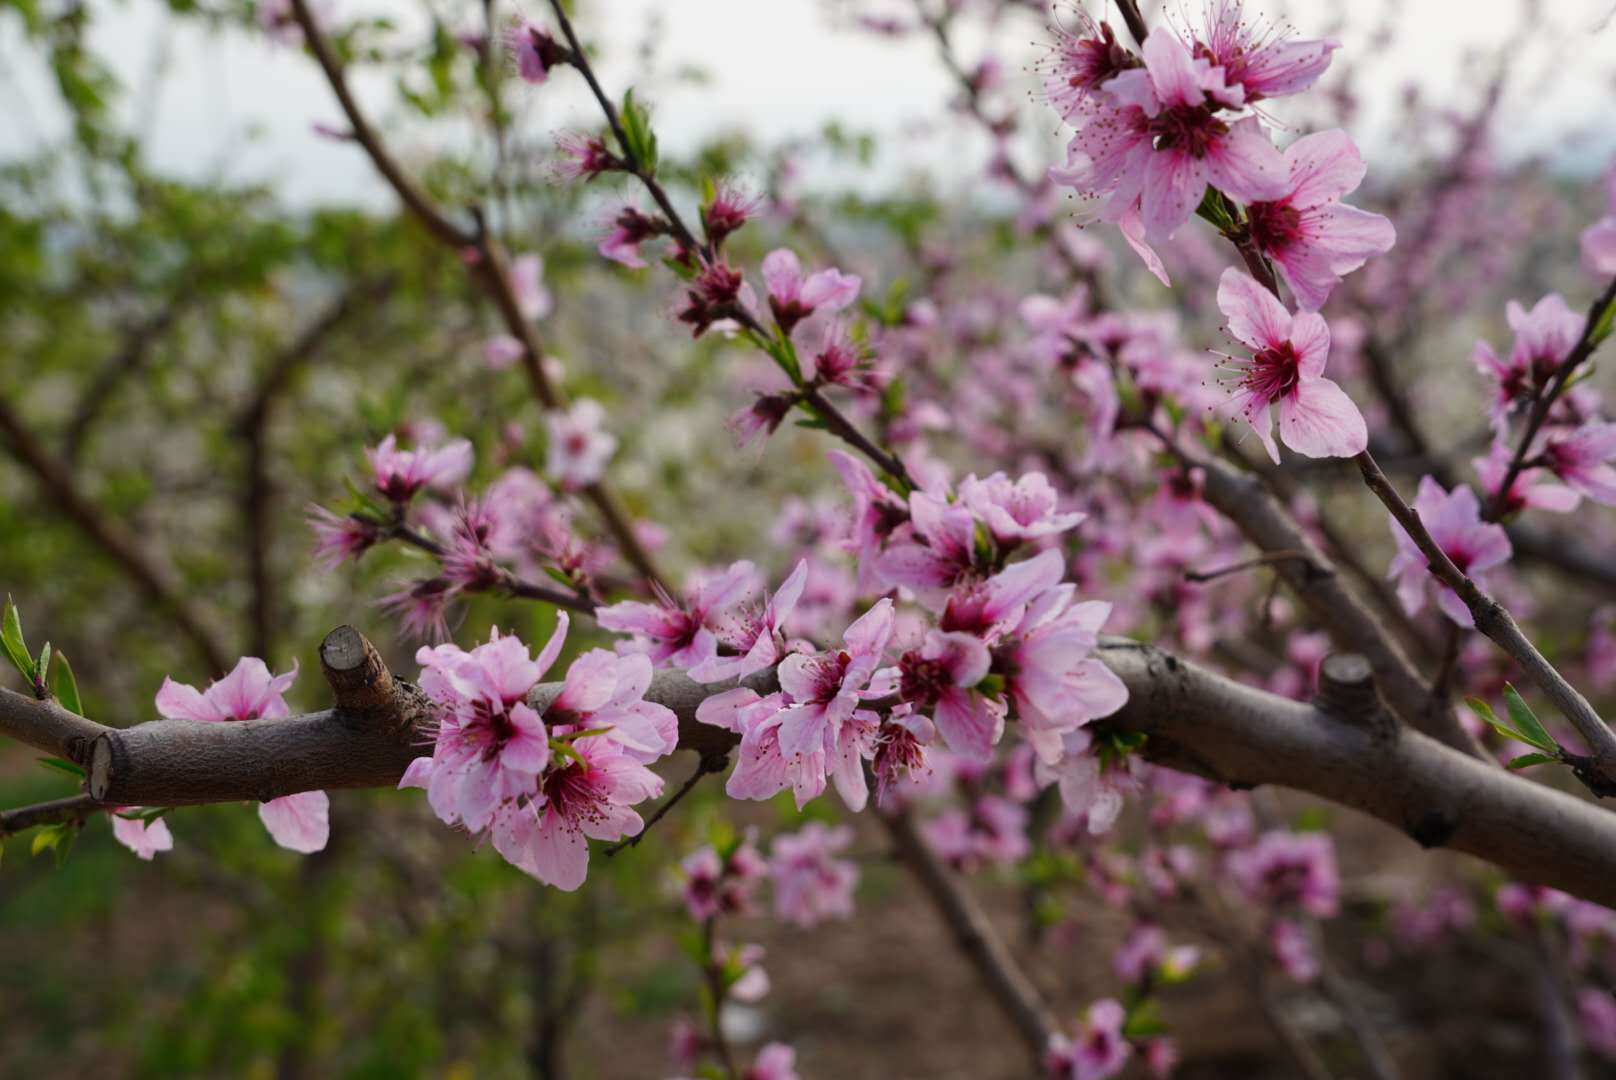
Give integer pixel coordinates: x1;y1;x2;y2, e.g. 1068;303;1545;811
36;757;86;779
30;821;79;866
1466;696;1554;751
35;640;51;687
1123;997;1168;1038
1502;684;1556;752
46;649;78;713
2;596;31;679
1590;295;1616;348
619;88;659;172
1507;752;1558;770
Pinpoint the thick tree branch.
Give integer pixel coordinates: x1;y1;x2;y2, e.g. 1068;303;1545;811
6;629;1616;906
1168;434;1478;757
0;395;229;674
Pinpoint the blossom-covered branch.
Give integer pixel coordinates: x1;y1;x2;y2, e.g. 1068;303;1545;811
8;628;1616;906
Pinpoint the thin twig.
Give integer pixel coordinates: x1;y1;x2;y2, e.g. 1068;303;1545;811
604;753;725;856
0;793;103;838
1184;549;1320;584
1356;448;1616;791
1486;275;1616;521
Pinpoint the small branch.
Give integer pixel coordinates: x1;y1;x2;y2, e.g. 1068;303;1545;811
0;395;229;674
1158;428;1478;757
544;0;708;261
290;0;668;596
0;794;103;838
604;751;725;856
1355;449;1616;790
542;1;912;492
0;687;109;764
1486;275;1616;522
289;0;475;250
883;805;1057;1059
1184;549;1318;584
1113;0;1150;48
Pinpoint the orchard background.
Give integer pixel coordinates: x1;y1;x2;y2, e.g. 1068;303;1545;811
3;0;1616;1076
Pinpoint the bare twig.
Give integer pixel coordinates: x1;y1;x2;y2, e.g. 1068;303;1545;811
1184;549;1318;584
0;793;103;838
883;805;1058;1059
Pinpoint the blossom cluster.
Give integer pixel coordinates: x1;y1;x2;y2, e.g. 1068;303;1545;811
399;615;678;889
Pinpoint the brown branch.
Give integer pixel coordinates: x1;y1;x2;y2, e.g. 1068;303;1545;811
288;1;475;250
883;806;1058;1059
0;394;229;674
1356;449;1616;789
2;628;1614;907
1163;432;1478;756
1184;549;1317;584
0;793;103;838
1113;0;1150;48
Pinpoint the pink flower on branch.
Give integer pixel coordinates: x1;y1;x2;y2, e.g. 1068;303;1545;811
1242;129;1395;311
689;560;809;683
775;599;895;762
768;822;858;928
1225;829;1340;917
1386;476;1511;628
1472;294;1585;435
111;811;174;860
1051;30;1287;244
403;621;564;833
1045;998;1131;1080
1212;269;1367;463
761;248;861;337
366;433;473;504
544;398;616;491
155;657;330;853
1188;0;1339;103
597;560;759;669
506;19;568;84
1541;422;1616;506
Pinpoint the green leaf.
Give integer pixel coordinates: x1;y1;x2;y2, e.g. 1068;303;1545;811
35;640;51;686
36;756;86;779
30;821;80;865
1502;684;1556;752
1590;294;1616;348
1466;696;1537;747
1507;752;1558;770
2;596;31;679
1122;997;1168;1038
619;88;659;172
48;650;82;715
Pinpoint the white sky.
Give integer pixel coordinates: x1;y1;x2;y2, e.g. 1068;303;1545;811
2;0;1613;206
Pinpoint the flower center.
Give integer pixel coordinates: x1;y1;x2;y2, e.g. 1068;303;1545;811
1247;200;1304;254
1149;105;1228;159
1244;342;1302;402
